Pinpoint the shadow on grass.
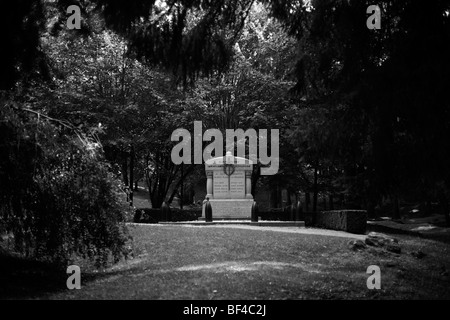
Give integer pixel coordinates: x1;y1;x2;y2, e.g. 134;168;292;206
0;250;128;299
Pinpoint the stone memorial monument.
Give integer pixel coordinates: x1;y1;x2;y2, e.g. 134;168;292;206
201;151;253;219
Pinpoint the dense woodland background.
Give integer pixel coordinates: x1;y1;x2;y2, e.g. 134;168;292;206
1;0;450;266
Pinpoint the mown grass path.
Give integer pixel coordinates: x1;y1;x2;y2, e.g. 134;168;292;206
45;224;450;300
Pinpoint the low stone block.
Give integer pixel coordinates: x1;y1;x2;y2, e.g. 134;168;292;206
365;232;399;247
202;199;254;219
411;250;426;259
348;239;367;251
385;243;401;254
315;210;367;234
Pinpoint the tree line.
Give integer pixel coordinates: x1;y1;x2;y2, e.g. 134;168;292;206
1;0;450;266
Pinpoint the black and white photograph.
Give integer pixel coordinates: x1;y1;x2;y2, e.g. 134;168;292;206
1;0;450;307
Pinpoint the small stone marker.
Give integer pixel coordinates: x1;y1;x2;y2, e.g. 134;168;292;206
251;201;259;222
161;202;171;221
205;197;213;222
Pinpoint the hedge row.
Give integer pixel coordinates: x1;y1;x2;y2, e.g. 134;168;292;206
133;207;304;223
133;208;202;223
314;210;367;234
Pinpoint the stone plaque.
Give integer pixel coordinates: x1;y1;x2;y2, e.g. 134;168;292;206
230;171;245;198
213;170;245;199
209;199;253;219
213;171;229;198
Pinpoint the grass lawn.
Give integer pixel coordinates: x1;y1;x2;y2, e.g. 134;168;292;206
20;224;446;300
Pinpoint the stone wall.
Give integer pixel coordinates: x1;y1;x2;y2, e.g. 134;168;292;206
315;210;367;234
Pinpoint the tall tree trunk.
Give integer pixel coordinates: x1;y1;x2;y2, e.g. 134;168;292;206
392;194;400;220
286;189;292;206
305;192;310;212
251;167;260;197
180;163;184;210
367;199;376;219
151;178;164;209
167;164;193;205
312;162;319;225
270;185;278;208
446;208;450;228
122;157;128;186
425;199;432;215
329;194;334;210
129;145;134;205
145;153;152;207
439;193;450;227
277;185;282;208
313;164;318;214
120;44;127;106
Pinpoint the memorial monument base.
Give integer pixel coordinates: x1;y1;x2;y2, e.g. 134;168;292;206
201;199;253;220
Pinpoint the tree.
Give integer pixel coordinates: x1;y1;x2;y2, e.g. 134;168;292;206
180;3;298;202
266;0;450;222
0;98;131;267
0;1;47;90
1;0;270;263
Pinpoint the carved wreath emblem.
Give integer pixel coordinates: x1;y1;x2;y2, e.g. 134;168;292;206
223;163;235;176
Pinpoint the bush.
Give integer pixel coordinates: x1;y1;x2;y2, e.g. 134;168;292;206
258;208;289;221
0;102;131;268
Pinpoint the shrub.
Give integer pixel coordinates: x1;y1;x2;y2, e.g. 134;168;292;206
0;102;131;268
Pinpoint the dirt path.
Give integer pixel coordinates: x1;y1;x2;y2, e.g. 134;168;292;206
131;222;367;240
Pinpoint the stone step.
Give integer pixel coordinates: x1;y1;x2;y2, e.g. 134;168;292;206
159;220;305;227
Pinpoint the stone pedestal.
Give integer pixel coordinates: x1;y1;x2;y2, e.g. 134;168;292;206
206;171;213;199
201;199;253;219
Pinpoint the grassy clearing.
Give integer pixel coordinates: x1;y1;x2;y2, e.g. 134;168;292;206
131;187;153;209
35;224;450;300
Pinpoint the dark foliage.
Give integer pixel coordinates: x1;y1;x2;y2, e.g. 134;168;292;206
0;1;48;90
0;101;131;267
